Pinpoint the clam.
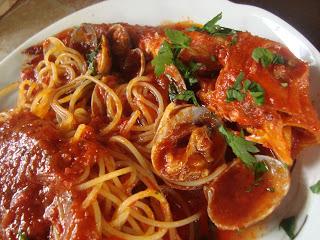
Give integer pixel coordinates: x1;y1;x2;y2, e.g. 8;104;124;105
107;24;132;59
70;23;98;50
96;35;112;75
151;103;226;188
204;155;290;230
122;48;146;79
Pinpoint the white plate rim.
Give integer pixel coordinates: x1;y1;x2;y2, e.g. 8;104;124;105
0;0;319;239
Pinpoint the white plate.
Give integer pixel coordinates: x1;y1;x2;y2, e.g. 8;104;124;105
0;0;319;239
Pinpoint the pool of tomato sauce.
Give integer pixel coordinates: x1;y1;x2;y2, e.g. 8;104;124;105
0;112;106;239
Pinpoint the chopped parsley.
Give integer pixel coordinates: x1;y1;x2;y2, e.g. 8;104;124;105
280;215;308;240
310;180;320;194
175;90;199;106
175;59;202;87
151;29;191;76
151;41;174;76
230;34;238;46
280;216;296;239
168;83;199;106
226;72;265;105
226;72;246;102
152;28;201;106
252;47;285;68
165;29;191;50
18;231;29;240
188;12;237;37
243;79;265;105
218;125;260;169
86;47;99;75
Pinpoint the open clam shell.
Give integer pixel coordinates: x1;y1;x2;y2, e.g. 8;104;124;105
204;155;290;230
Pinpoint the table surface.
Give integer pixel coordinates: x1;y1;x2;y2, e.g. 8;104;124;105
0;0;319;61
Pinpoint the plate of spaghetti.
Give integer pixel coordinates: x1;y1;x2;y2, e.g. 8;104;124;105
1;0;320;239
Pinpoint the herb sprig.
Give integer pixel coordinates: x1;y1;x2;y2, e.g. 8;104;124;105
252;47;285;68
188;12;237;37
226;72;265;105
218;125;268;174
152;28;201;106
151;41;174;76
168;83;199;106
310;180;320;194
280;215;308;240
86;47;99;75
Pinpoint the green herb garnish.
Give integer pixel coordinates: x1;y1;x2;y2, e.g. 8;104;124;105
230;34;238;45
226;72;246;102
226;72;265;105
152;29;201;106
310;180;320;194
86;48;99;75
188;12;237;37
254;161;269;177
280;216;296;239
151;41;174;76
165;29;191;50
175;59;202;87
18;231;29;240
152;29;192;76
174;89;199;106
252;47;285;68
243;80;265;105
280;215;308;240
218;125;260;169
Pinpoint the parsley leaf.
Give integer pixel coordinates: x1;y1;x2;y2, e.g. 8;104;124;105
244;80;265;105
168;82;199;106
175;60;202;87
152;29;191;76
310;180;320;194
226;72;245;102
152;29;201;105
203;12;223;32
226;89;245;102
165;29;191;49
226;72;265;105
203;12;236;36
188;12;237;37
218;125;259;168
280;215;308;240
252;47;285;68
151;41;174;76
230;34;238;45
254;161;269;178
175;90;199;106
272;54;285;64
18;231;29;240
280;216;296;239
86;48;99;75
